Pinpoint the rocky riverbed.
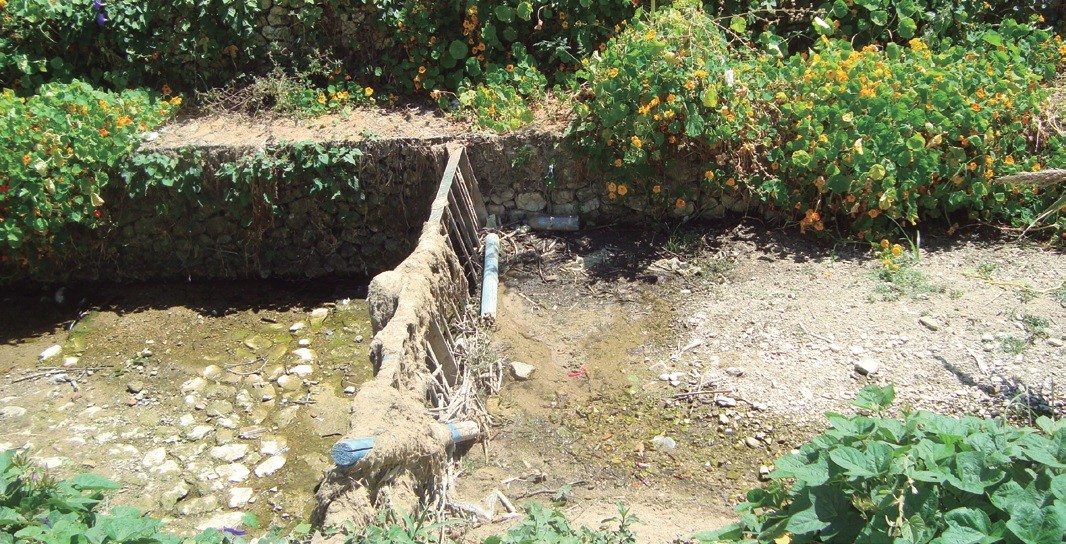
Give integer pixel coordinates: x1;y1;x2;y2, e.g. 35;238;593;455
0;281;372;534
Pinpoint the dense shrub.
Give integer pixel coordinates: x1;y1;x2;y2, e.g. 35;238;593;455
570;3;1066;235
0;80;175;269
0;0;264;92
696;385;1066;544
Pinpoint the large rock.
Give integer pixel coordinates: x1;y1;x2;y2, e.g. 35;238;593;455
515;192;547;212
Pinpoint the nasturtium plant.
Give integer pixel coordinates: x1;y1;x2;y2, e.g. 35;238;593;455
695;385;1066;544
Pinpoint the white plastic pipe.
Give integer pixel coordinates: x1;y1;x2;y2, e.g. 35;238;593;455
481;233;499;320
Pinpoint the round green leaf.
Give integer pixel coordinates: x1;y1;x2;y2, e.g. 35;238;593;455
448;40;468;60
494;5;513;23
897;16;917;38
792;150;812;168
906;134;926;151
869;164;887;180
871;9;889;26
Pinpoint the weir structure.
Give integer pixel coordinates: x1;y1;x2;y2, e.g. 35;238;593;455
311;144;490;539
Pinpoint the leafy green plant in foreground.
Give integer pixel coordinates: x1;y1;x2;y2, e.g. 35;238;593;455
696;384;1066;544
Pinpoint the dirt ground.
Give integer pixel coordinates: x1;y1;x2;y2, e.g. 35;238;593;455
450;222;1064;543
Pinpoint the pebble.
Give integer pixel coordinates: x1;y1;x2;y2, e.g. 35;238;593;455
745;437;761;448
127;381;145;394
210;444;249;462
850;345;865;355
1049;338;1064;348
343;386;356;395
260;437;289;456
181;377;208;393
0;406;27;418
855;358;880;376
160;481;191;511
202;365;223;381
39;345;62;361
292;348;316;361
186;425;214;441
718;414;730;425
276;374;302;391
981;333;995;342
289;322;306;332
651;436;676;451
919;316;941;331
509;361;537;381
154;460;181;474
228;487;254;509
63;357;79;367
310;308;329;319
142;447;167;468
289;364;314;378
178;414;197;427
716;396;737;407
254;455;286;477
829;344;843;353
215;463;251;482
180;495;219;516
206;400;234;417
297;338;311;347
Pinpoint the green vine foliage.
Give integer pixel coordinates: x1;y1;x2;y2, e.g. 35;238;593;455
0;0;263;92
122;143;365;228
569;3;1066;236
0;80;175;269
696;385;1066;544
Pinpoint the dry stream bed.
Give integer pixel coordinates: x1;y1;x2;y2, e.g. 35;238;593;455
1;224;1064;543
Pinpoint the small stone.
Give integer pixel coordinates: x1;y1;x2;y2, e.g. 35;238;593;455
159;481;190;512
178;414;197;427
260;437;288;456
154;460;181;475
228;487;254;509
354;335;365;343
509;361;536;381
289;322;306;332
1049;338;1064;348
718;414;730;425
127;381;145;394
343;386;356;395
829;344;843;353
297;338;311;347
292;348;315;361
725;367;744;377
919;317;941;331
180;495;219;516
310;308;329;319
206;400;234;417
745;437;761;448
142;447;167;468
0;406;27;418
651;436;676;451
981;333;995;342
39;345;62;361
215;463;251;482
210;444;249;462
181;377;207;393
289;364;314;378
63;357;79;367
716;396;737;407
202;365;223;380
855;358;880;376
254;456;286;477
759;465;772;480
850;345;865;355
276;374;302;391
186;425;214;441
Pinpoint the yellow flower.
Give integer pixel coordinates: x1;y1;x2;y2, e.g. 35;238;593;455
645;29;656;40
667;93;676;103
608;67;619;78
704;170;715;181
613;158;622;167
170;96;182;106
725;177;736;187
607;182;617;193
630;136;642;148
652;185;661;194
418;66;427;74
364;87;374;97
675;198;686;209
694;69;708;78
880;239;890;250
506;64;514;72
161;84;172;96
1004;155;1014;165
317;93;327;104
617;184;628;196
891;244;902;257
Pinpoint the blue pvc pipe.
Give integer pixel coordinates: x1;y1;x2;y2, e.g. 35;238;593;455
331;421;480;467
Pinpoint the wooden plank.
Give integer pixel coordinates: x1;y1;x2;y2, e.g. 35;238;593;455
455;147;488;227
447;186;480;261
429;148;463;225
